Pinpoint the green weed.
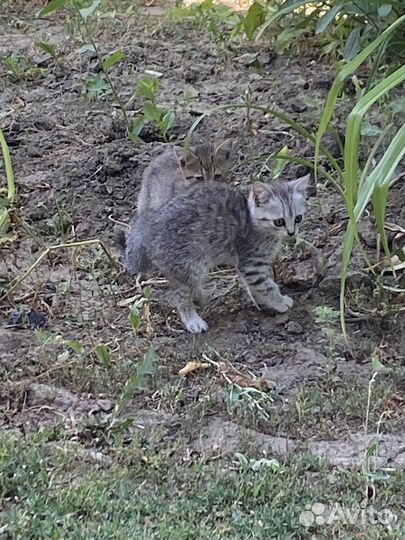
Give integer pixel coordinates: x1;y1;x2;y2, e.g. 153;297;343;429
239;0;405;64
2;430;404;540
39;0;130;133
130;75;176;142
0;126;15;238
169;0;241;50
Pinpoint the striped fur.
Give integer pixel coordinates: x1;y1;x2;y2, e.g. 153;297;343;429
122;175;309;333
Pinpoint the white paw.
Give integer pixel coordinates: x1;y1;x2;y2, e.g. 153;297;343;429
181;312;209;334
271;294;293;313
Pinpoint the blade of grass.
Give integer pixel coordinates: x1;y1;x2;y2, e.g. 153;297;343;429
315;15;405;184
344;65;405;210
340;124;405;337
0;126;15;234
371;125;405;258
354;119;405;223
340;225;356;336
254;0;312;41
3;239;119;300
358;124;393;190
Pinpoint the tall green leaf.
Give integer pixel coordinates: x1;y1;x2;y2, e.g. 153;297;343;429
255;0;311;41
315;15;405;183
0;127;15;235
366;124;405;256
345;65;405;210
243;1;266;40
315;4;343;34
102;50;125;71
38;0;68;16
77;0;101;19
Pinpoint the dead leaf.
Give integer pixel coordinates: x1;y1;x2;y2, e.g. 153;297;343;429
380;393;405;418
0;233;18;245
117;295;140;307
381;255;405;274
227;374;269;391
385;222;405;235
218;361;229;373
178;362;210;376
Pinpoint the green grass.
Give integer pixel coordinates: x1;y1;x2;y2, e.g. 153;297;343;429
1;430;404;540
0;126;16;237
265;374;405;439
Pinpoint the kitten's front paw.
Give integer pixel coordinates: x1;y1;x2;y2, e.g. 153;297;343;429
181;311;209;334
271;294;293;313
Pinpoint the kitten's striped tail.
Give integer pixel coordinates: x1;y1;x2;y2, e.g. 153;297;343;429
115;229;127;252
119;225;150;276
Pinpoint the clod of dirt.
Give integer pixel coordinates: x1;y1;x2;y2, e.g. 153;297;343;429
193;417;405;468
358;219;377;248
319;270;370;295
79;448;113;467
27;384;80;410
193;417;297;457
123;408;181;441
262;346;327;390
286;320;304;334
8;308;47;328
26;384;113;416
307;433;405;468
43;281;57;306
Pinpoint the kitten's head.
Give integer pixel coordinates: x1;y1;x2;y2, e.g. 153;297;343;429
181;139;233;181
248;175;310;237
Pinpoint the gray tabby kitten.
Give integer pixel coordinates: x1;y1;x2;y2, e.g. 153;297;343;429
137;140;233;214
120;175;309;334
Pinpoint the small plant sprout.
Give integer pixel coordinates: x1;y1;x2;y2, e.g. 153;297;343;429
36;40;62;65
128;287;154;335
38;0;130;134
130;75;176;142
112;347;158;420
314;305;344;358
362;354;392;493
234;452;281;472
226;384;273;423
0;127;15;238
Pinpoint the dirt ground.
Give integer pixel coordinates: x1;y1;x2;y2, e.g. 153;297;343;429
1;2;405;474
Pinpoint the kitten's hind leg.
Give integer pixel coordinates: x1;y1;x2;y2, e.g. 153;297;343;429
193;284;209;307
174;283;208;334
239;262;293;313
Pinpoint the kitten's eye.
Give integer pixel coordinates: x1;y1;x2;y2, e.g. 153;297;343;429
295;215;303;224
273;218;285;227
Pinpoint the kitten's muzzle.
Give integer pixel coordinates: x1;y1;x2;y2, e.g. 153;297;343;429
287;230;295;237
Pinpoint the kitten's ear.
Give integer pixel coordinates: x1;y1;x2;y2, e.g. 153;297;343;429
215;138;233;159
291;173;310;194
251;182;271;206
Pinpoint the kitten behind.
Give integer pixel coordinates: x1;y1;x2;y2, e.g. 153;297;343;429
121;175;309;334
180;139;234;181
136;139;233;215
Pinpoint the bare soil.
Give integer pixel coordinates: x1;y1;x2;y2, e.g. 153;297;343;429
1;4;405;467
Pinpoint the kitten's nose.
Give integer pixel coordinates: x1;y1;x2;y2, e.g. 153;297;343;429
287;230;295;237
